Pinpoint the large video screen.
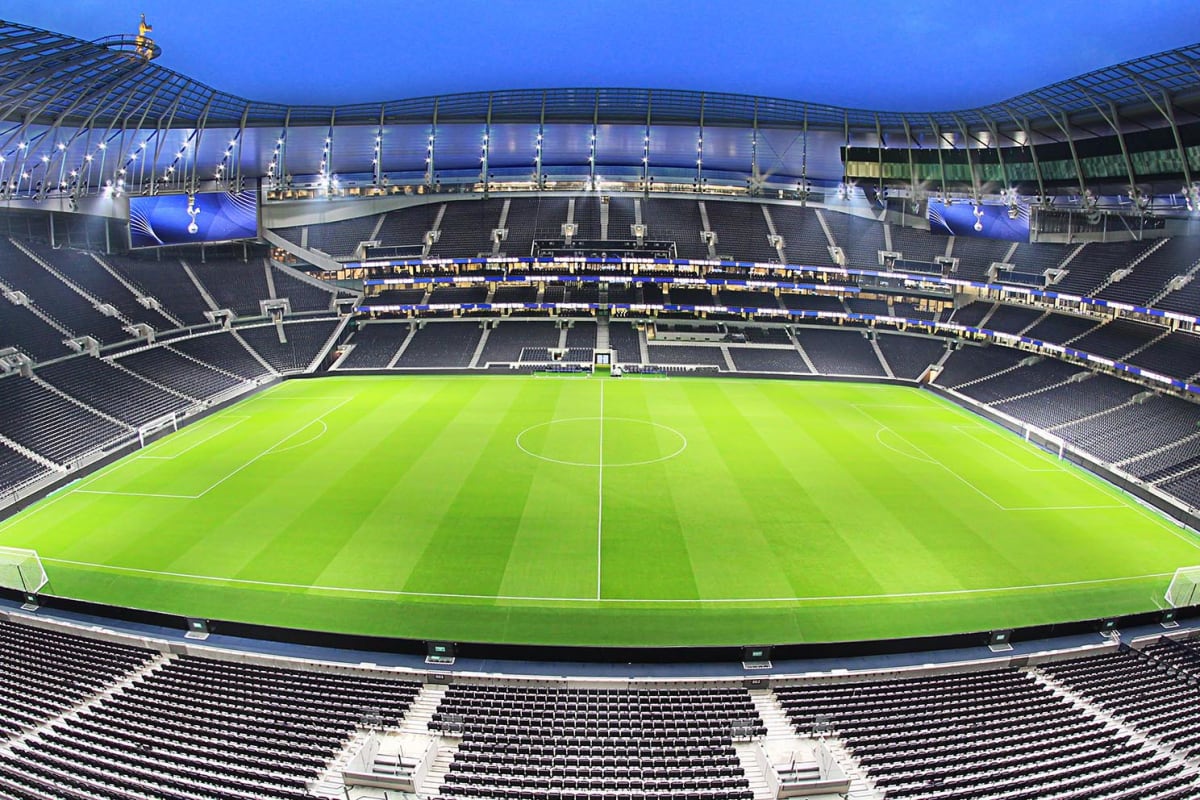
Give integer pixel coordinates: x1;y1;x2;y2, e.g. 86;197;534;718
129;190;258;248
927;199;1030;243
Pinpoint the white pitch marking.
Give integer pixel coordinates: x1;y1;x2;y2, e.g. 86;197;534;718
853;405;1007;509
951;425;1061;473
514;417;687;468
597;381;605;600
37;557;1179;604
138;417;249;460
72;396;352;501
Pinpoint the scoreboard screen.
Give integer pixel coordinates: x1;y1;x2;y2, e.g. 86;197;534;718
129;190;257;248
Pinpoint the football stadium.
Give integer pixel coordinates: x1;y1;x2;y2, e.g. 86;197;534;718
3;7;1200;798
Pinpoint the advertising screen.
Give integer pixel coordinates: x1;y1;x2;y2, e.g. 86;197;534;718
927;199;1030;243
129;190;257;248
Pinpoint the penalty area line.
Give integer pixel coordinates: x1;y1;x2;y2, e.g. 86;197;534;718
36;558;1177;604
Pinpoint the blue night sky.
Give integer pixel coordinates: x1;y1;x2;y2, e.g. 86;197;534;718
7;1;1200;111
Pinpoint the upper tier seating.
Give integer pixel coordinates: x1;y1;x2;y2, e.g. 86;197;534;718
643;199;709;260
105;255;214;326
948;235;1015;282
1096;236;1200;306
186;258;272;317
24;243;176;330
705;201;778;262
276;213;382;259
377;203;440;249
271;264;338;312
0;297;71;362
0;239;129;344
433;199;504;258
772;206;838;267
1052;239;1155;296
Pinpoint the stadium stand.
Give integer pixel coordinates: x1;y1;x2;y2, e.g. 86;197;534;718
377;203;440;251
271;264;338;312
1050;240;1157;296
705;201;778;262
0;374;128;464
432;684;762;800
236;319;342;374
0;297;73;362
432;199;504;258
275;214;382;260
728;346;810;373
0;239;129;344
104;255;215;327
795;328;885;376
478;321;560;364
393;322;484;369
1095;237;1200;306
186;257;273;317
337;323;410;369
643;199;708;260
110;340;248;400
876;334;947;380
35;356;191;427
776;666;1198;800
0;619;156;736
22;243;177;331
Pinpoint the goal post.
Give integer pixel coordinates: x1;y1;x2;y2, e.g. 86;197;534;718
0;547;48;594
1024;425;1065;459
138;411;178;448
1165;566;1200;609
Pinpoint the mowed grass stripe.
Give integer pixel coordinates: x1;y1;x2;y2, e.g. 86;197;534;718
1;375;1198;646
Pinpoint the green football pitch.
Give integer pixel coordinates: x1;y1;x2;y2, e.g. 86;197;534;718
2;374;1198;647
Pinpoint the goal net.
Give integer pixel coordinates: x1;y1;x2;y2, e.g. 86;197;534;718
0;547;48;594
1024;426;1066;459
1165;566;1200;608
138;411;178;448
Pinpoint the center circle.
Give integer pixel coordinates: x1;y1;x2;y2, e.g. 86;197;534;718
516;417;687;467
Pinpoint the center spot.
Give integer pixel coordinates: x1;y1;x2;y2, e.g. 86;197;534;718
516;417;687;467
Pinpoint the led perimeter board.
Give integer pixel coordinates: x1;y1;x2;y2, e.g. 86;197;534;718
129;190;258;248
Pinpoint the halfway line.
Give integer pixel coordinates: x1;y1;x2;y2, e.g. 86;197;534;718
596;380;605;600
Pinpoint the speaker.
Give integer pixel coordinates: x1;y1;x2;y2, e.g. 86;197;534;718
426;641;456;665
741;646;772;669
185;619;210;640
988;630;1014;652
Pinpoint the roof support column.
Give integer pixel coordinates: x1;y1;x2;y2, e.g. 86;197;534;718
425;98;437;189
536;91;545;189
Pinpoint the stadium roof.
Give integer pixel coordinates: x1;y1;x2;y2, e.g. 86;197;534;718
3;20;1199;133
1;19;1199;197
